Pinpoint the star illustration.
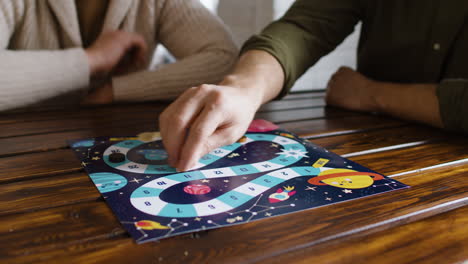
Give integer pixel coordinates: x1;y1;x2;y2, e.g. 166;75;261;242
276;148;309;159
235;216;243;221
343;189;352;194
201;179;210;183
145;175;152;178
227;153;240;158
325;197;332;201
270;143;279;148
81;161;89;167
130;178;143;184
223;180;230;183
194;217;202;221
91;156;101;160
265;212;272;217
305;186;317;191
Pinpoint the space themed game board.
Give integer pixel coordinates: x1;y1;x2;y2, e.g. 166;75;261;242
70;119;409;244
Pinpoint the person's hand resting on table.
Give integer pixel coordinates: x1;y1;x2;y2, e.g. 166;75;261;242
326;66;443;128
82;31;148;105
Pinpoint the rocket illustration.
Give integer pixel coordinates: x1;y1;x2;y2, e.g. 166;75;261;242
134;220;170;230
268;186;296;203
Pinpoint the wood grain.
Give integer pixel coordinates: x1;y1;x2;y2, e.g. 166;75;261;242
0;96;325;138
1;91;466;264
280;115;406;137
1;162;466;264
1;125;467;215
0;107;361;157
0;124;436;184
258;98;325;113
263;205;468;264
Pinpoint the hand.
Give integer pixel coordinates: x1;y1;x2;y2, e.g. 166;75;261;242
81;82;114;105
159;83;262;172
326;66;377;112
85;31;148;78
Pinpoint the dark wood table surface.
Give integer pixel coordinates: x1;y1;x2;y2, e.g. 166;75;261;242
0;91;467;264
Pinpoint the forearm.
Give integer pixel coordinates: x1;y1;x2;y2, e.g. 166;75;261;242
112;47;236;101
371;81;443;127
0;49;90;111
220;50;285;108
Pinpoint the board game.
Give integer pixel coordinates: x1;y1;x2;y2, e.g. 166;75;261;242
70;120;408;244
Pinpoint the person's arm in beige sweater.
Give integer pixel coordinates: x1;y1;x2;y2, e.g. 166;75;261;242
0;1;90;111
112;0;238;102
0;1;147;111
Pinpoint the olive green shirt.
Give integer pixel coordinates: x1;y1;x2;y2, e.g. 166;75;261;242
242;0;468;133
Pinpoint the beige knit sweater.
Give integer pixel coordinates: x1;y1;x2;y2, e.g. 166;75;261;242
0;0;237;110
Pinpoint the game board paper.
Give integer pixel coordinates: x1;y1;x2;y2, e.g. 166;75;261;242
69;120;409;244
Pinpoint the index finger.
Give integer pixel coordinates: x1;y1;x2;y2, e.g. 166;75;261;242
159;87;204;168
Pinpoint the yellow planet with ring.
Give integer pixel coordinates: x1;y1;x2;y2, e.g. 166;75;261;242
308;169;384;189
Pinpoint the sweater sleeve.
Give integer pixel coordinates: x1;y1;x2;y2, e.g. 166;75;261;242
0;1;90;111
436;79;468;133
241;0;363;98
112;0;238;102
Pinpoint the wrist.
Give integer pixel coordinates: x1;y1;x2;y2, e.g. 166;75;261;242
220;74;265;109
363;78;383;112
85;49;101;78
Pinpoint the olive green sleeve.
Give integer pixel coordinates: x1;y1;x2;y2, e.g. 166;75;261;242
241;0;364;98
436;79;468;133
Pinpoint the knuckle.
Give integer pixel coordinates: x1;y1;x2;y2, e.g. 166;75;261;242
208;89;225;106
197;84;212;94
172;115;187;129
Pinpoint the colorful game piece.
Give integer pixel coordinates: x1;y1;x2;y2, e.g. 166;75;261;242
69;120;409;244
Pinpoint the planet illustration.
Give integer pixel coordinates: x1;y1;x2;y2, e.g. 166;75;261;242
71;139;95;148
247;119;279;132
135;220;170;230
183;184;211;195
138;149;168;161
137;132;161;142
308;169;384;189
90;172;128;193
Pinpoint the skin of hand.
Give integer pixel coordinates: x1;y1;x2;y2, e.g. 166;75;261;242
81;82;114;105
82;30;148;104
85;30;148;79
326;66;443;127
159;50;285;172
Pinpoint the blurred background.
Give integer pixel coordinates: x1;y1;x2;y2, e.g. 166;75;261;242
156;0;361;91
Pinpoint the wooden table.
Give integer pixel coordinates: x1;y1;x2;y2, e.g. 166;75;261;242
0;91;467;264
